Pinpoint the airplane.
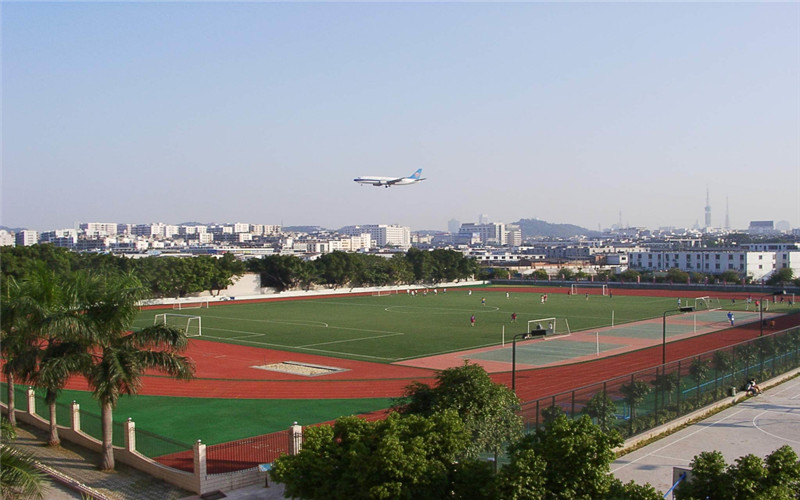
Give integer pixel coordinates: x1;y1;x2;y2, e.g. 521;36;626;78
353;168;426;188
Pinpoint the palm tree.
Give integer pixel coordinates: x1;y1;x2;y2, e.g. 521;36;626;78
1;417;46;499
80;272;195;471
1;277;41;428
22;268;93;447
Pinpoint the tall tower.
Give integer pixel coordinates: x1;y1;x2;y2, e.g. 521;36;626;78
704;187;711;228
724;196;730;230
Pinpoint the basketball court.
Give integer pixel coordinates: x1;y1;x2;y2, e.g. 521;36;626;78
612;375;800;496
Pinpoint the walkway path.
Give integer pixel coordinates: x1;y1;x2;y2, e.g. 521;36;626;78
10;422;192;500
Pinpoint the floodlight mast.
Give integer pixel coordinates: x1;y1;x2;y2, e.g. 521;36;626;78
511;329;546;392
662;306;695;366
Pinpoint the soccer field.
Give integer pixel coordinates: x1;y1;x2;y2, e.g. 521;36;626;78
134;289;743;363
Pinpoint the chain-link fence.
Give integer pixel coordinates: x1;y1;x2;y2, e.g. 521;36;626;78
518;325;800;439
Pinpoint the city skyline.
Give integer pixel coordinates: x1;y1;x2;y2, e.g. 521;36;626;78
3;3;799;232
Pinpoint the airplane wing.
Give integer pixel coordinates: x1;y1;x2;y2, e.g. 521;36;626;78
385;176;407;185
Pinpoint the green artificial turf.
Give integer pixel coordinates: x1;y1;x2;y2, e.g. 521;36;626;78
1;384;392;446
135;287;787;363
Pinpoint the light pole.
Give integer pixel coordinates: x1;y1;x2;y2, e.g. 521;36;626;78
663;306;695;366
759;290;785;336
511;328;545;392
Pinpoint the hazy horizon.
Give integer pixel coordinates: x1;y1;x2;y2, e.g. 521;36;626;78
3;3;798;232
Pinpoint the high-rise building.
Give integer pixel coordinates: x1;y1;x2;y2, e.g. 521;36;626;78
447;219;461;234
458;222;506;246
704;187;712;228
15;230;38;246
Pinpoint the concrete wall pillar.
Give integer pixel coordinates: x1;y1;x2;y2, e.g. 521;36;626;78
125;418;136;452
26;387;35;416
289;422;303;455
193;440;207;478
70;401;81;432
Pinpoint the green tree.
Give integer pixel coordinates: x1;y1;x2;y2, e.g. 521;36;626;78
81;272;195;471
491;268;510;279
1;418;46;499
316;251;358;288
247;254;306;292
666;268;690;284
530;269;549;280
556;268;574;280
395;362;522;464
676;446;800;500
619;380;651;420
766;267;794;286
387;254;414;285
606;480;664;499
406;247;433;283
688;358;710;404
712;350;733;384
582;391;617;431
618;269;641;283
0;277;40;428
272;411;486;500
499;415;623;499
720;270;741;283
651;372;679;405
22;268;92;446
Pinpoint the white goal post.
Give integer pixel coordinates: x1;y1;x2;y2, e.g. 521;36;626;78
693;296;722;312
154;313;202;337
570;284;608;296
526;317;570;336
173;299;209;310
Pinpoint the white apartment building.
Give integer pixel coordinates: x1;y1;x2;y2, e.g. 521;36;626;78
180;225;208;236
0;230;15;247
15;230;38;246
628;250;779;281
233;223;250;233
39;229;78;247
339;225;410;248
132;223;165;238
458;222;506;246
80;222;118;236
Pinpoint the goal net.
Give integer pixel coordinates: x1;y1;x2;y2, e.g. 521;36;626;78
526;317;570;336
173;299;209;310
154;313;202;337
694;296;722;312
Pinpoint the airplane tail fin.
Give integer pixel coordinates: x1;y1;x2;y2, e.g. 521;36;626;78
409;168;423;180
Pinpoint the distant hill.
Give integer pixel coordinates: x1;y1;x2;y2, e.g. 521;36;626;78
514;218;600;239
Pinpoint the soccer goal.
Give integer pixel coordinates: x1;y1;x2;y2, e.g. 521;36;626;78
526;317;570;337
173;299;209;310
694;296;722;312
154;313;202;337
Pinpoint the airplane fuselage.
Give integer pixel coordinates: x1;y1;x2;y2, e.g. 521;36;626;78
354;169;425;188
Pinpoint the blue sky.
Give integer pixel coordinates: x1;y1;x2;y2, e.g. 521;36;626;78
3;2;798;232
